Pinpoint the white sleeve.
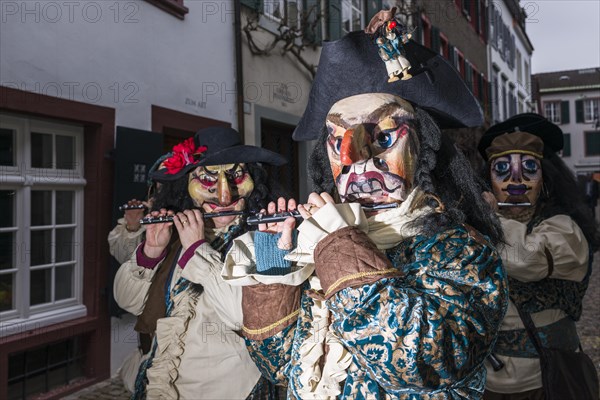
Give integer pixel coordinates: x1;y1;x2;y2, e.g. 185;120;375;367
500;215;589;282
108;218;146;264
113;246;163;315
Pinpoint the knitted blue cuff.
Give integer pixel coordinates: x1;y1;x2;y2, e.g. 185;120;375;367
254;232;295;275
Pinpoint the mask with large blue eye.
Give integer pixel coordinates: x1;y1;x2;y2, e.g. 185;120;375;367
492;161;510;176
522;159;539;174
375;128;398;149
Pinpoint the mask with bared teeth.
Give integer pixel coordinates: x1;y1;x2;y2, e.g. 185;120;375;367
325;93;419;206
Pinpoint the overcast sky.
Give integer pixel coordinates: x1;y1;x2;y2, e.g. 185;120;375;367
525;0;600;73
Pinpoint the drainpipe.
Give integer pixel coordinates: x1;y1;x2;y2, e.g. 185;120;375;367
234;0;245;142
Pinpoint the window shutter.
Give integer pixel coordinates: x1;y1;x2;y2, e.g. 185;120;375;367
488;80;494;118
431;26;440;53
562;133;571;157
576;100;584;123
366;0;383;23
482;1;489;39
561;101;570;124
415;14;423;45
303;0;322;43
241;0;262;12
328;0;342;41
448;44;455;68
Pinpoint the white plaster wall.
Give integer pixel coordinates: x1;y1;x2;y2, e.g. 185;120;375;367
1;0;237;375
240;8;320;200
0;0;237;129
489;0;533;121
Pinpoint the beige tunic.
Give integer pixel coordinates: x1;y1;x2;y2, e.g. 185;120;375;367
114;242;261;399
485;214;589;394
107;218;145;264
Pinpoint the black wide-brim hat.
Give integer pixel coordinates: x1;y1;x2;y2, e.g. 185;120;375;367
151;126;287;181
292;31;484;141
478;113;564;161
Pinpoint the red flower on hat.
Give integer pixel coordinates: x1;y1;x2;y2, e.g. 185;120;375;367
163;138;208;175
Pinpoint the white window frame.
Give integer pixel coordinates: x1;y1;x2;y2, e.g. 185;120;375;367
583;98;599;123
0;113;86;338
341;0;364;34
263;0;303;28
544;101;561;124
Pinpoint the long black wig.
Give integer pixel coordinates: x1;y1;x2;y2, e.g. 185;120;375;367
309;107;504;245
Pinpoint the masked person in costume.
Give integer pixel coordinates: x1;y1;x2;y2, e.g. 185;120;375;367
109;153;171;266
478;114;599;400
114;127;287;399
222;11;508;399
108;153;172;393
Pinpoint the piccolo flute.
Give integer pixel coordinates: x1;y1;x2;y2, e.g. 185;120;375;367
140;203;400;225
119;204;146;211
140;210;245;225
246;203;400;225
497;202;531;207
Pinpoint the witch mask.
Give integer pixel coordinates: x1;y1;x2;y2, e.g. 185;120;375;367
325;93;418;205
188;163;254;227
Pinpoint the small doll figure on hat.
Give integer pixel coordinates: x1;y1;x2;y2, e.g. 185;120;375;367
369;10;413;82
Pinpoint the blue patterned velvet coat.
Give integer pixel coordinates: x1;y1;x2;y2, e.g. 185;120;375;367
242;224;508;399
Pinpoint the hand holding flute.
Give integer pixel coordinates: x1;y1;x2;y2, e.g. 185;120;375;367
120;199;148;233
142;208;206;258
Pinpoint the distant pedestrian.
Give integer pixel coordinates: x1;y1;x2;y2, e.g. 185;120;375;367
584;176;599;218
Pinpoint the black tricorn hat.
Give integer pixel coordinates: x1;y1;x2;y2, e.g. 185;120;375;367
151;126;287;181
292;30;483;141
478;113;564;161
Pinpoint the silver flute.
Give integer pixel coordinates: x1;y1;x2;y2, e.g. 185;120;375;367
246;203;400;225
119;203;146;211
497;202;531;207
140;210;245;225
140;203;400;226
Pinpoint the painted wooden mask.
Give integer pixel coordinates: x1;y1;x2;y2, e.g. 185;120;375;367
490;153;543;210
325;93;418;205
188;163;253;226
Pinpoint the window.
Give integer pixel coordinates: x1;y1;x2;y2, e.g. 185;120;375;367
440;33;449;59
524;61;530;92
456;50;465;78
341;0;363;34
583;99;599;123
492;68;500;122
0;114;85;336
562;133;571;157
516;50;522;85
501;75;508;120
8;336;85;399
544;101;561;124
264;0;303;27
585;131;600;156
421;15;431;48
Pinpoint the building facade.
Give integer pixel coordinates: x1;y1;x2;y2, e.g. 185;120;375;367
488;0;535;124
533;68;600;177
0;0;235;398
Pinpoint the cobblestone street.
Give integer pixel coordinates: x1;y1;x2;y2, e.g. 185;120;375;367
66;252;600;399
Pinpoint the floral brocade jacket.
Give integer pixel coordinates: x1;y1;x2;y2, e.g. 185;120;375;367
226;204;508;400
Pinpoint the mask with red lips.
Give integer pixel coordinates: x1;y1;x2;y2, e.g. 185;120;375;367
325;93;418;206
490;153;543;215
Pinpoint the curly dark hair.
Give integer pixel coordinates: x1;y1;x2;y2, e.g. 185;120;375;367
483;149;599;250
309;107;504;245
151;163;285;219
